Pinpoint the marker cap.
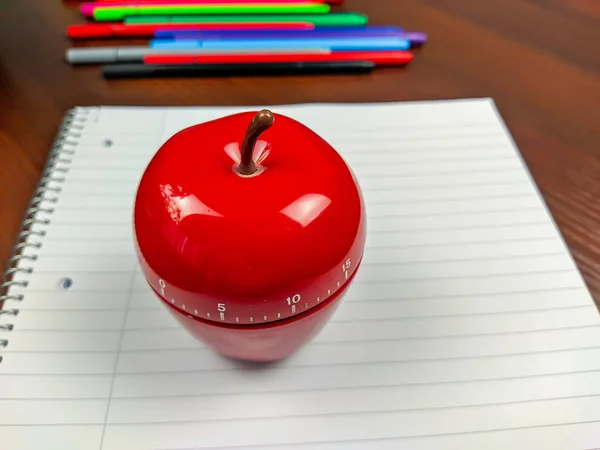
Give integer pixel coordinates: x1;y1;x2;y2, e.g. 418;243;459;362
67;24;114;38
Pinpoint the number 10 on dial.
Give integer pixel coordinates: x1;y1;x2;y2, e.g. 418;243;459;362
286;294;301;313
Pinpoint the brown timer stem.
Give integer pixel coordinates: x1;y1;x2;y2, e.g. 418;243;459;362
238;109;275;176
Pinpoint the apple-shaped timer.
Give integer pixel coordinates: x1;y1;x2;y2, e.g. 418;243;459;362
133;109;366;362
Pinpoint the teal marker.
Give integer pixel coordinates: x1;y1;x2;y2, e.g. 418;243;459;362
94;3;330;21
124;13;369;27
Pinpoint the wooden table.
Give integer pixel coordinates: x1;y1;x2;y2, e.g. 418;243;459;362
1;0;599;304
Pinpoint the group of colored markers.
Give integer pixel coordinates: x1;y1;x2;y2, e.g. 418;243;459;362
66;0;427;79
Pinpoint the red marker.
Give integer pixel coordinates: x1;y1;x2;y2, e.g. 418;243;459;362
143;50;413;66
93;0;342;3
67;22;315;39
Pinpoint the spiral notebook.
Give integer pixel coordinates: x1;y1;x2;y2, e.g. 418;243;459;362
1;98;600;450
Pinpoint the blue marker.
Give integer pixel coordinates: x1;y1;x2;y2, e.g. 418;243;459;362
153;26;405;39
158;31;427;46
150;37;411;51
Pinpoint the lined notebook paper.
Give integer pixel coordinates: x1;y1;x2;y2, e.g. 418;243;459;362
2;98;600;450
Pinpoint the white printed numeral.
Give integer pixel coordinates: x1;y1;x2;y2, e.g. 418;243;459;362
287;294;301;314
158;279;166;296
342;259;351;279
286;294;301;305
217;303;226;321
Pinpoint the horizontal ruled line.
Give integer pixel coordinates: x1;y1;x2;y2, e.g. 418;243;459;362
358;168;526;179
5;345;600;377
371;216;546;226
24;231;565;256
105;324;600;341
351;268;575;284
356;155;517;166
50;178;531;194
5;394;600;427
73;126;506;139
12;285;586;300
109;420;600;450
37;208;547;222
23;251;572;272
68;156;520;172
366;236;560;249
367;181;531;192
330;131;510;143
367;192;535;205
12;304;590;317
7;368;600;402
3;420;599;448
21;260;573;278
105;393;600;425
40;195;541;209
53;178;532;194
72;143;512;158
4;325;599;350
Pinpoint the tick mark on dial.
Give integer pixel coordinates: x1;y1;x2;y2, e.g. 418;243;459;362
327;289;331;295
291;305;296;313
170;299;175;304
317;296;321;302
194;309;198;315
182;304;186;310
206;312;211;318
235;317;239;323
250;317;254;322
337;282;340;287
263;315;267;321
220;312;225;321
304;302;309;309
277;312;281;318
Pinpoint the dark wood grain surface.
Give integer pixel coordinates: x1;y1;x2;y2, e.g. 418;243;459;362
1;0;599;304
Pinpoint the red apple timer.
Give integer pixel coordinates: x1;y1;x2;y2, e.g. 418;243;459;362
133;109;366;362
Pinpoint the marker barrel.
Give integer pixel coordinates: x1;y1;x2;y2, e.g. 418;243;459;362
143;50;414;66
150;36;411;51
82;0;342;16
66;46;330;64
67;22;315;39
124;13;368;27
103;60;375;79
94;3;331;21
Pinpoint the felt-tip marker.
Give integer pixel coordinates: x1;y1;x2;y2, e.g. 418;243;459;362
93;3;330;21
143;50;414;66
67;22;315;39
102;60;375;79
93;0;341;2
153;25;405;39
66;46;329;64
124;13;368;27
150;36;412;51
161;31;427;46
82;0;342;16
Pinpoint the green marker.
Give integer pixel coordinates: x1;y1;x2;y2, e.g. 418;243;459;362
125;13;369;28
94;3;330;21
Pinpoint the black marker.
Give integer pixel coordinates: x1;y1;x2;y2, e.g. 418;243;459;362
102;60;375;79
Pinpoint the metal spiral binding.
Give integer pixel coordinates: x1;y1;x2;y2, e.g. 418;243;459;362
0;107;92;354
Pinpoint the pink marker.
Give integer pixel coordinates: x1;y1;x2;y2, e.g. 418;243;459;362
81;0;341;18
